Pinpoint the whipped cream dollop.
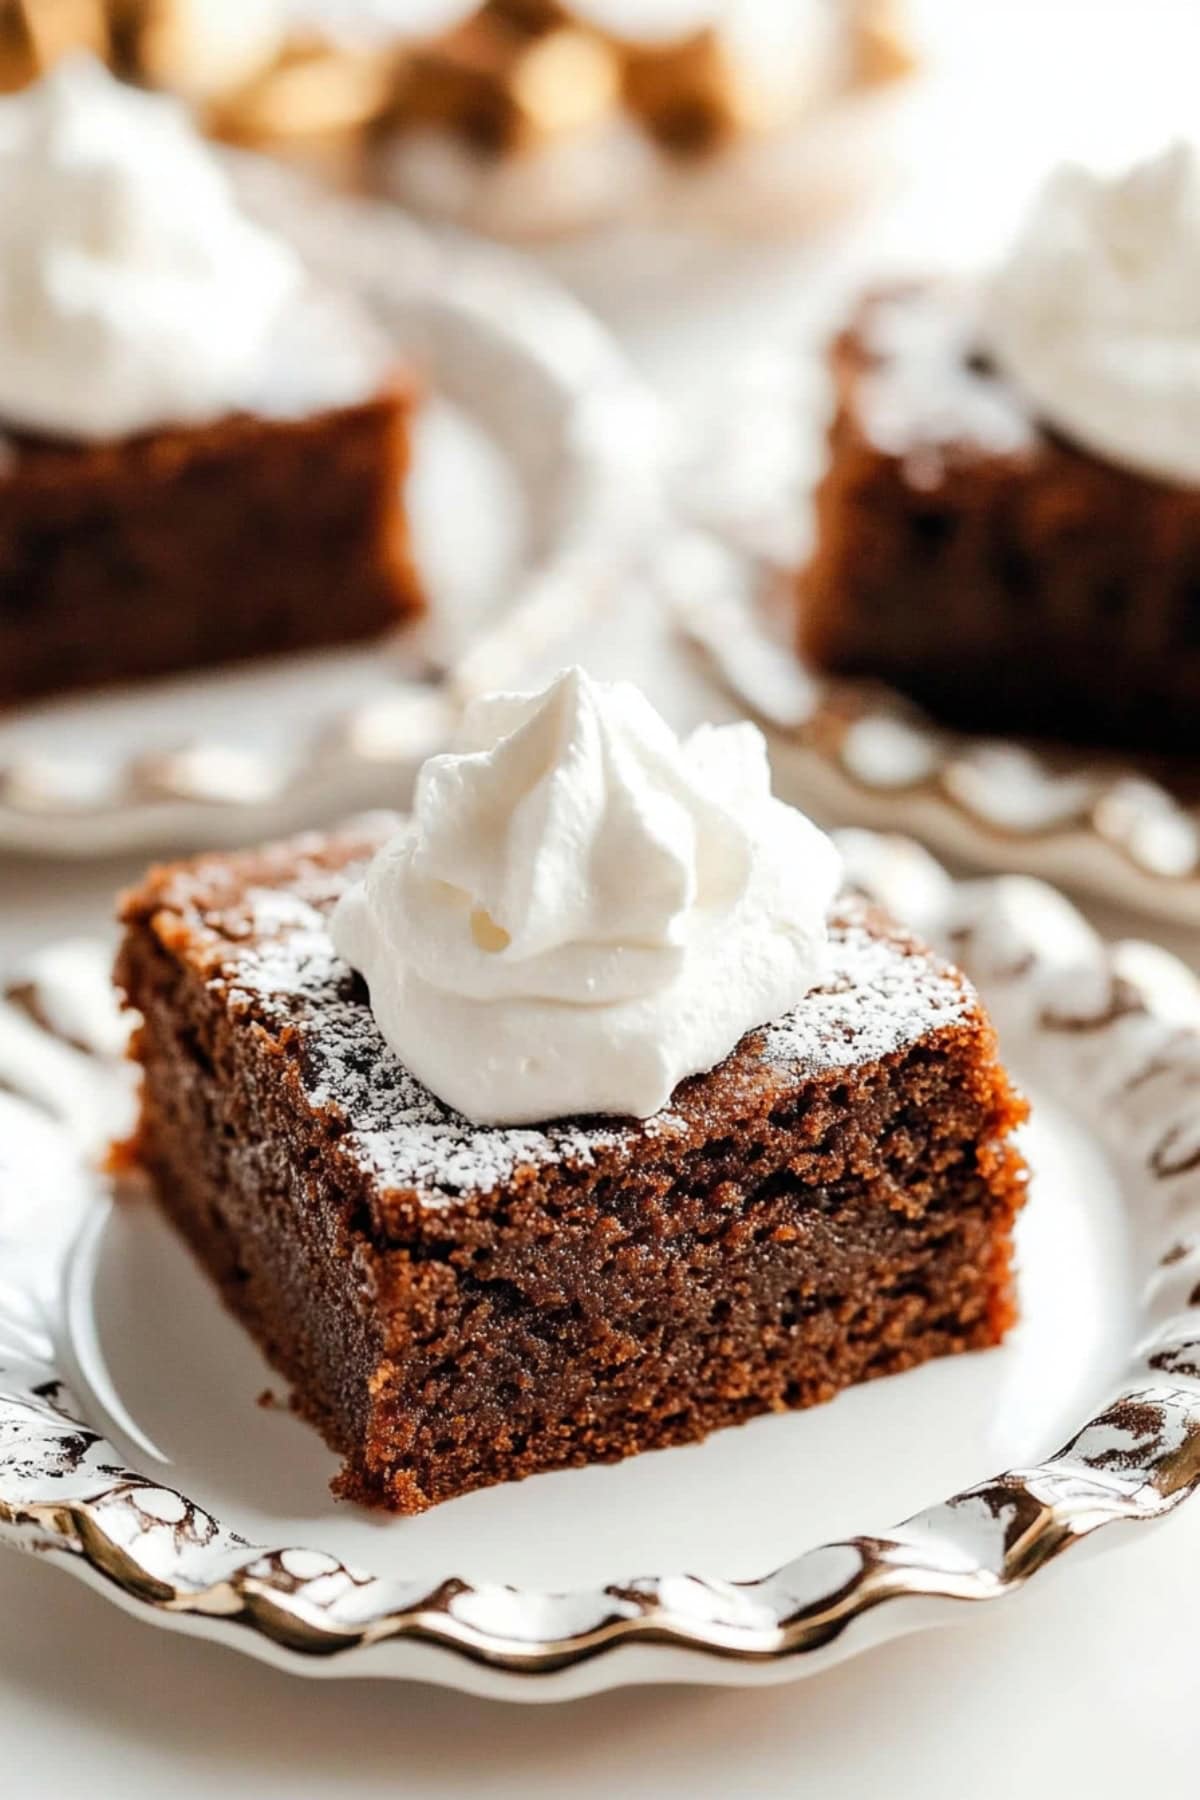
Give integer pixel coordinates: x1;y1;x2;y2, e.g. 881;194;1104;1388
984;142;1200;486
0;58;306;441
332;667;842;1126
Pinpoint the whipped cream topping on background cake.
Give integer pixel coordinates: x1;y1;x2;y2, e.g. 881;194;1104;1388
984;140;1200;487
332;667;843;1125
0;58;321;441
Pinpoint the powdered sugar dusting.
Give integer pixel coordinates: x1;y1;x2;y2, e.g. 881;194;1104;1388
222;886;645;1198
760;918;970;1073
209;880;971;1204
856;286;1036;476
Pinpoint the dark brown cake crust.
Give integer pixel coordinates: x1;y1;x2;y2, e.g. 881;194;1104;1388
116;820;1028;1515
801;284;1200;755
0;379;421;705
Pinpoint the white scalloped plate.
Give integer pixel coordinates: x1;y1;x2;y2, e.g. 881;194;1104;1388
0;156;661;858
3;833;1200;1700
672;549;1200;931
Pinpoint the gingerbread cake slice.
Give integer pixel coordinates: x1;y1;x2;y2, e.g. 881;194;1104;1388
116;817;1027;1515
800;282;1200;755
0;58;423;705
0;380;422;705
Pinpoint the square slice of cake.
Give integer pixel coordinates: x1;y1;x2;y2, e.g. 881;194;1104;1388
0;381;422;704
800;283;1200;755
116;817;1027;1514
0;58;423;705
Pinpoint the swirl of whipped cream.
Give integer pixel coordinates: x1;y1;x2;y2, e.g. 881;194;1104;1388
332;667;842;1125
984;142;1200;486
0;57;305;442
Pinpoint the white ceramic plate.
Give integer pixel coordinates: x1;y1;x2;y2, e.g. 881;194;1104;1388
3;833;1200;1701
0;156;660;858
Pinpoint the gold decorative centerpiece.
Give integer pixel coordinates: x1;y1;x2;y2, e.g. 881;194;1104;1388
0;0;916;227
0;0;109;89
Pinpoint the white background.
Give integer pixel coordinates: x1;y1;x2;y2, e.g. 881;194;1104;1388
7;2;1200;1793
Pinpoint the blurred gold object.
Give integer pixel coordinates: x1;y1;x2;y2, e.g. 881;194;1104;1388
509;28;620;138
391;15;534;156
0;0;916;203
0;1;289;101
112;0;286;100
622;29;768;156
213;36;393;145
0;0;108;91
393;2;916;166
209;35;395;187
853;0;917;85
394;15;618;157
483;0;569;38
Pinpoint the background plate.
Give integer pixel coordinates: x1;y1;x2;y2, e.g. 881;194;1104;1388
674;556;1200;931
3;835;1200;1699
0;157;660;859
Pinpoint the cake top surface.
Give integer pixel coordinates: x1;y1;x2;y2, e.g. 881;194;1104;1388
327;669;844;1129
849;283;1039;473
123;821;979;1211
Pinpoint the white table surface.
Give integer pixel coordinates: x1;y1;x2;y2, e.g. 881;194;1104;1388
7;3;1200;1793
